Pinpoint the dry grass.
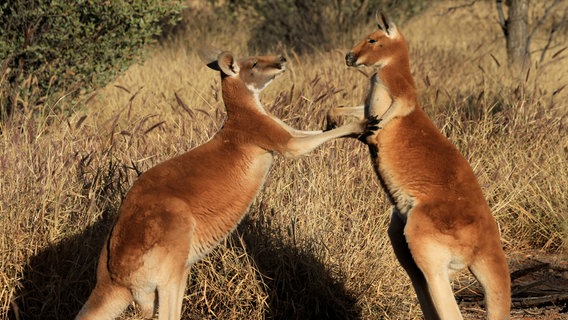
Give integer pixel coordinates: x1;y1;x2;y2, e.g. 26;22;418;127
1;1;567;319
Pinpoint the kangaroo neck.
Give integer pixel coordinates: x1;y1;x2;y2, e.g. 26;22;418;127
365;56;419;125
221;76;267;118
377;57;417;101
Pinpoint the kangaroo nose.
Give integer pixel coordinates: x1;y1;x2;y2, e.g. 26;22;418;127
345;52;357;66
279;55;287;63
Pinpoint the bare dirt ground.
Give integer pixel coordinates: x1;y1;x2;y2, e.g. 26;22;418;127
457;251;568;319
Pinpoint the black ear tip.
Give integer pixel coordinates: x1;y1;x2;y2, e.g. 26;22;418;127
375;11;390;30
206;61;220;70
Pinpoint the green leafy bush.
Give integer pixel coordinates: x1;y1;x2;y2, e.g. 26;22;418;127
0;0;184;118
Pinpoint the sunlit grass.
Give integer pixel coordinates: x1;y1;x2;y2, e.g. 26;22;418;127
1;1;566;319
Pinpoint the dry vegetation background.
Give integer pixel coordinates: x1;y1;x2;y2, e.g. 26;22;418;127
1;0;567;319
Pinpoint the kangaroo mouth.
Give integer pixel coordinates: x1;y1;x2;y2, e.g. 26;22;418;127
274;62;287;77
345;52;359;67
275;60;287;71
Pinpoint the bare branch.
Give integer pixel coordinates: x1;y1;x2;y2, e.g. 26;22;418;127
512;293;568;308
460;293;568;308
441;0;477;15
496;0;508;37
539;21;556;63
552;47;567;59
528;0;562;48
510;262;550;281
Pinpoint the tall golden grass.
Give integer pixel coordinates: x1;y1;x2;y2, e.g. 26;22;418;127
1;1;566;319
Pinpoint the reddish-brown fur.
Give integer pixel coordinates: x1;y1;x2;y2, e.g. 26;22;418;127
76;48;364;320
330;14;511;320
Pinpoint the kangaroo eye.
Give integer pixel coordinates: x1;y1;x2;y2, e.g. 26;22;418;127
368;39;377;44
252;60;258;68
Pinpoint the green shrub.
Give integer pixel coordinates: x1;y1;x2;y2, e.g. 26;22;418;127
0;0;184;119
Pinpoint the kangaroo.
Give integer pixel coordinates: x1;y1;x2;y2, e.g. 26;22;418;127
328;14;511;320
76;47;365;320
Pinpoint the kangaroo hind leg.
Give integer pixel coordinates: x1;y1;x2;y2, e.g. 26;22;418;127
133;287;157;318
157;266;190;320
76;241;133;320
75;279;132;320
469;250;511;320
388;209;439;320
405;218;463;320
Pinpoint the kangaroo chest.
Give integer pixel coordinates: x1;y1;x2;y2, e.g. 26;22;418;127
365;73;393;120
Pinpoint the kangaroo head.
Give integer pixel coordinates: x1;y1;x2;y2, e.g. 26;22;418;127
345;13;407;68
199;47;287;93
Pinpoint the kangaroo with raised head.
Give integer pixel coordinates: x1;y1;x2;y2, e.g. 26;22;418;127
328;14;511;320
76;47;365;320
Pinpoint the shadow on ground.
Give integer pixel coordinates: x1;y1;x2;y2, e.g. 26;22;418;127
236;204;362;320
9;204;361;320
458;251;568;319
9;214;114;320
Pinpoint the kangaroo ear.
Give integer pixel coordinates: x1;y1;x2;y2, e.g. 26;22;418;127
216;51;240;76
376;12;398;38
198;46;223;71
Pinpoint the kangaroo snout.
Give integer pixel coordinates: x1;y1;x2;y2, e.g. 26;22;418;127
345;52;357;67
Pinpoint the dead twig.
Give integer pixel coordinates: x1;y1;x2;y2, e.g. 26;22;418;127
496;0;507;37
441;0;477;15
527;0;563;49
460;293;568;308
510;262;549;281
539;8;568;63
512;293;568;308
